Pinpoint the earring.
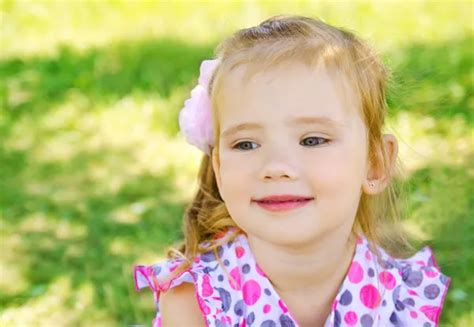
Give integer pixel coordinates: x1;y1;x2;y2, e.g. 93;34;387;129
368;181;375;188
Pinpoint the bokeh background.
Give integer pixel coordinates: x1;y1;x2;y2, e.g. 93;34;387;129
1;0;473;326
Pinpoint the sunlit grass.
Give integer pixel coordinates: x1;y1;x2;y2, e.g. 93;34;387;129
1;0;472;59
388;112;472;173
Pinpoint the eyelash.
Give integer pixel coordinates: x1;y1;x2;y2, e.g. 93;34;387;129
232;136;330;151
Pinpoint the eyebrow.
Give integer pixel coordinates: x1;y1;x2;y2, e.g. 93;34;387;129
221;116;346;138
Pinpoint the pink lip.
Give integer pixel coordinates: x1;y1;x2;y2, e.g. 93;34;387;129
253;194;313;202
254;199;313;212
252;195;314;212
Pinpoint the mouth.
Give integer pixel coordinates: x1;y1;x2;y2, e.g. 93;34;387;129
252;198;314;212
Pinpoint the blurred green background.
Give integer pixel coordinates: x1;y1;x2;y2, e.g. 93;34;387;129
0;0;472;326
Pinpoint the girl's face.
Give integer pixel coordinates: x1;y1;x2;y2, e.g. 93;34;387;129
212;61;369;246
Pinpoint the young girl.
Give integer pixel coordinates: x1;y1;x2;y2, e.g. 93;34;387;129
134;15;450;327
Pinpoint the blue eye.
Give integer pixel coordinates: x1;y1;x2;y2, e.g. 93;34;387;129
300;137;329;146
232;137;329;151
233;141;258;151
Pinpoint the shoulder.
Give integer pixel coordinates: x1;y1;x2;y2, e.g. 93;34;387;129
375;244;451;326
160;282;205;326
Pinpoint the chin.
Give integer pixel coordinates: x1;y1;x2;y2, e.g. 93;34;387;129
245;219;325;247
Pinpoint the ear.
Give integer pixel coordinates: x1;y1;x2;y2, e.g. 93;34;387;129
362;133;398;195
211;148;222;193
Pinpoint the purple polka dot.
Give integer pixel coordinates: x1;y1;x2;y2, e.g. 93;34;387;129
395;300;405;311
402;267;423;287
389;312;399;324
264;288;271;296
340;289;353;305
201;246;223;262
392;285;402;303
334;310;341;327
261;321;276;327
279;315;295;327
216;287;231;312
403;297;415;307
424;284;440;299
247;312;255;324
361;314;373;327
151;265;161;275
440;274;449;285
233;299;244;316
368;268;375;277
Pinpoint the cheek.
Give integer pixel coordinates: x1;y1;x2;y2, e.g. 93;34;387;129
218;154;253;202
306;144;366;190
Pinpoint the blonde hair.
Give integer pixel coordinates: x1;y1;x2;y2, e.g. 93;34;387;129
168;14;415;273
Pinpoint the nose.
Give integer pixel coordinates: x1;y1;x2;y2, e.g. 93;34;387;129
260;153;297;181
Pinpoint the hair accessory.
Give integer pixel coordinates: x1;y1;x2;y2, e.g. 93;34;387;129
178;59;220;156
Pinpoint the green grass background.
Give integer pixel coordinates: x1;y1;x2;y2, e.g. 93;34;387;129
0;0;472;325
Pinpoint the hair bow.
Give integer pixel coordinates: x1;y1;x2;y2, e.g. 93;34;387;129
178;59;220;156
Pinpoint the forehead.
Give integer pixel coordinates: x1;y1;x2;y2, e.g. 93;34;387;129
216;61;361;129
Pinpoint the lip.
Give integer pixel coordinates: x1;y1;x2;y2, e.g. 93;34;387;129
253;194;314;202
252;194;314;212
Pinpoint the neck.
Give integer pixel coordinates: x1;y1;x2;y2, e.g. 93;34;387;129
247;227;357;295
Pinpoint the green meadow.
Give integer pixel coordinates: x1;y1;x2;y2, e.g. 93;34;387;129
0;1;472;325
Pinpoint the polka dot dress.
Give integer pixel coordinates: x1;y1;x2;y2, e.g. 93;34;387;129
134;228;450;327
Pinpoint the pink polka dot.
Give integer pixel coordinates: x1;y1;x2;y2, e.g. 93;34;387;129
229;267;241;290
360;284;381;309
235;246;245;258
242;280;261;305
202;274;213;297
278;299;288;313
410;311;418;319
420;305;440;322
408;289;418;296
378;271;396;290
365;250;372;261
348;261;364;283
344;311;358;325
255;263;267;277
222;315;232;325
197;295;211;314
425;269;438;278
263;304;271;314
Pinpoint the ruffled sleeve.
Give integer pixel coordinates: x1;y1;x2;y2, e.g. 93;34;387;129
133;258;204;327
388;245;451;327
134;258;196;294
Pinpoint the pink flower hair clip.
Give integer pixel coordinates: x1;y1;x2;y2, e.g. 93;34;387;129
178;59;220;156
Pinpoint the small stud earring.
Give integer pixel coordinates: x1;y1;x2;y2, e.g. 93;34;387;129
368;182;375;188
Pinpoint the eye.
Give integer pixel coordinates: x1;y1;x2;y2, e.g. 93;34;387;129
300;136;329;147
233;141;259;151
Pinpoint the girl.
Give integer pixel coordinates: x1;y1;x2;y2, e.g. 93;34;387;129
134;15;450;327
